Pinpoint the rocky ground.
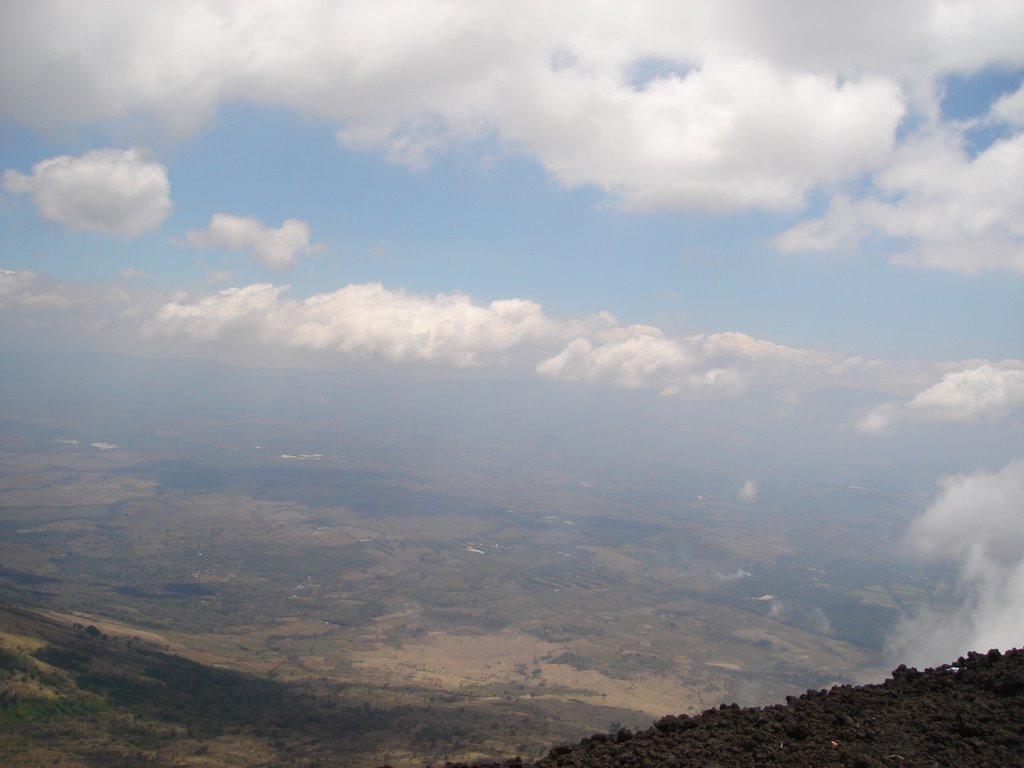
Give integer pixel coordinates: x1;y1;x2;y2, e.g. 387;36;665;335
437;648;1024;767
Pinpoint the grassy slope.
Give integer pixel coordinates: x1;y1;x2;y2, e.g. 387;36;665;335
0;602;596;767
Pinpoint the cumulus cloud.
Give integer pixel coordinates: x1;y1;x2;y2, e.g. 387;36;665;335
538;326;883;398
888;459;1024;667
3;268;863;391
185;214;316;269
776;125;1024;273
857;362;1024;433
146;282;558;366
535;325;702;394
0;271;895;399
2;149;171;237
3;267;1015;427
991;83;1024;127
495;57;904;211
9;2;1024;215
909;364;1024;420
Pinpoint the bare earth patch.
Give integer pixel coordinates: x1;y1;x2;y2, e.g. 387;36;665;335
350;629;712;716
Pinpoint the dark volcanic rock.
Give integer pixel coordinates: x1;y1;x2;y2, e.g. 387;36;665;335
442;648;1024;768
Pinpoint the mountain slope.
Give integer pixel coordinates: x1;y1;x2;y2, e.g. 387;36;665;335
4;600;1022;767
444;648;1024;767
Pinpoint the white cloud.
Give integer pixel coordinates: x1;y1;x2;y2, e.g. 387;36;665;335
888;459;1024;667
737;479;758;502
9;2;1024;215
2;149;171;237
3;267;1017;433
854;402;900;435
8;268;857;385
536;325;700;393
0;269;830;392
538;326;884;398
908;364;1024;420
185;214;316;269
146;281;558;366
991;83;1024;127
494;57;905;211
857;362;1024;433
776;126;1024;274
1;265;913;405
0;268;70;309
18;263;1014;421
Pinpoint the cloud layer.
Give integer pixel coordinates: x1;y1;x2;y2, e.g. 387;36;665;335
888;459;1024;667
0;265;919;408
7;265;1017;437
857;362;1024;433
3;149;171;237
537;325;885;397
2;1;1022;268
0;266;890;399
146;281;559;366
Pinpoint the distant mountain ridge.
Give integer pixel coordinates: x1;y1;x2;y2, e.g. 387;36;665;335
440;648;1024;768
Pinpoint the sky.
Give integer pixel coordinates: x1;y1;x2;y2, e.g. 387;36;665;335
1;1;1023;664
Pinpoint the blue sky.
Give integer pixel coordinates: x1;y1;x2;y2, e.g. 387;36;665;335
1;0;1023;668
3;96;1020;360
